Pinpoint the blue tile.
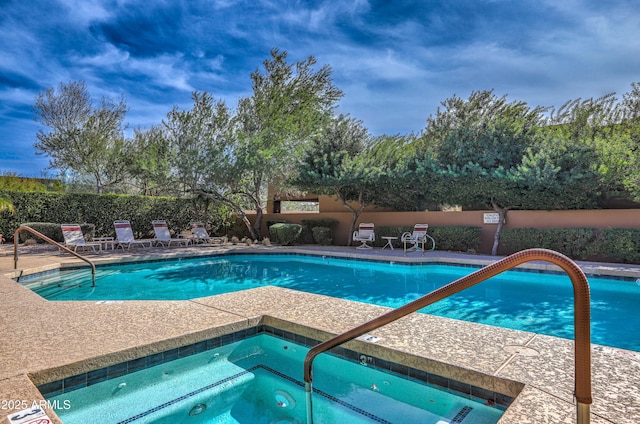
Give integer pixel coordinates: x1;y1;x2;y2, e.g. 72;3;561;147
449;379;471;397
107;362;128;379
87;367;108;386
408;367;428;382
127;357;147;372
147;352;164;367
38;380;63;397
206;338;222;350
163;348;180;361
389;361;409;377
179;344;196;357
63;373;87;392
193;341;207;354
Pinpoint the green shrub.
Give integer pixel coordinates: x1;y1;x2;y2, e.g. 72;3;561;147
312;226;333;245
266;219;288;227
593;228;640;263
499;227;640;263
300;218;339;243
500;227;599;259
18;222;95;243
499;228;544;254
301;218;339;229
430;226;481;252
269;223;302;245
539;228;597;259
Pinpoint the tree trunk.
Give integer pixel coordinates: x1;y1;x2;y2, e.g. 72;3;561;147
252;207;264;241
337;190;365;246
490;202;510;256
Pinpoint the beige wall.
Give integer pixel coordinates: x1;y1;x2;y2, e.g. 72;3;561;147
258;209;640;254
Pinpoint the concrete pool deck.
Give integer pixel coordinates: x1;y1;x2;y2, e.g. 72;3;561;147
0;243;639;423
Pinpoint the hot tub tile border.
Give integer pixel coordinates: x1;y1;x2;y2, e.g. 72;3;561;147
37;324;512;410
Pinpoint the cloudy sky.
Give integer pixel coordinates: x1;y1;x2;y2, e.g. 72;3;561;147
1;0;639;176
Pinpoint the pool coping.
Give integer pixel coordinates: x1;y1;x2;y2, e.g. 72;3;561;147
1;245;639;423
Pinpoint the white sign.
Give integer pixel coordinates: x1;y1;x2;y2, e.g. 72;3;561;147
7;407;51;424
483;213;500;224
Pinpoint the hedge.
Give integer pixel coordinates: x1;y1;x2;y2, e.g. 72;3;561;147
312;226;333;245
0;190;227;242
499;227;640;263
268;223;303;245
300;218;338;244
371;225;481;252
18;222;95;243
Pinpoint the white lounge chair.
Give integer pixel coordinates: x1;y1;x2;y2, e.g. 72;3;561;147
191;222;222;244
61;224;102;254
152;220;190;247
353;223;375;249
114;220;154;250
401;224;436;255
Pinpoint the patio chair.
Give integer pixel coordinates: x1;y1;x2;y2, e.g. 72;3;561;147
114;220;154;250
352;223;375;249
152;220;190;247
401;224;436;256
191;222;223;245
61;224;102;254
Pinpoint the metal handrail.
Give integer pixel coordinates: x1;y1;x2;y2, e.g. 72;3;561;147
303;248;591;424
14;225;96;287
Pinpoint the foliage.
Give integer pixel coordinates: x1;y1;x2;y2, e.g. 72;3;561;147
429;226;482;252
596;228;640;263
300;218;339;229
371;225;480;252
18;222;95;243
0;175;63;192
268;223;302;246
0;191;226;242
311;226;333;245
126;126;174;196
300;218;339;243
163;50;343;240
33;81;130;193
291;114;382;244
501;228;604;260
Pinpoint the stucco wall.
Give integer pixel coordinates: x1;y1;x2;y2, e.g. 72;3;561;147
258;209;640;254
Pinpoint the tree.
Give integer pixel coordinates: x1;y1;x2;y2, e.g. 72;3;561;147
127;126;174;196
33;81;130;193
195;49;343;239
421;90;547;254
291;115;382;243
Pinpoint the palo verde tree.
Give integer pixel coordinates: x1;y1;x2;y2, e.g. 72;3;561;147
291;114;383;244
33;81;130;193
195;49;343;240
126;125;174;196
163;91;232;197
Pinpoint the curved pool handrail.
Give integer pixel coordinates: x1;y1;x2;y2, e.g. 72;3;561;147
303;248;591;424
14;225;96;287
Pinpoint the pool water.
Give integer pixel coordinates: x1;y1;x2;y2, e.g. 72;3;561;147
24;254;640;351
45;333;504;424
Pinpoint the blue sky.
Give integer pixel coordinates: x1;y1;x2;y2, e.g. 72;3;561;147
1;0;639;177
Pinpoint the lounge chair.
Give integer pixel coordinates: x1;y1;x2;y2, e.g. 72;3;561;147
61;224;102;254
114;220;154;250
191;222;222;244
401;224;436;256
353;223;375;249
152;220;190;247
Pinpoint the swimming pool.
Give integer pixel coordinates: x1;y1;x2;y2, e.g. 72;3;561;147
23;253;640;351
41;328;507;423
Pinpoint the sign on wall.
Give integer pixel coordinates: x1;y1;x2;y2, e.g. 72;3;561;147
483;213;500;224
